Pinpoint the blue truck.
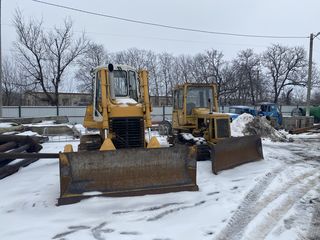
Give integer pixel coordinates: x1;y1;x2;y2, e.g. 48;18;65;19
227;105;257;121
226;103;282;127
257;102;283;127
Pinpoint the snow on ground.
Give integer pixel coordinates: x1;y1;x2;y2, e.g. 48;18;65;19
145;130;170;147
72;124;87;135
0;122;18;128
0;128;319;239
16;130;41;136
24;120;71;128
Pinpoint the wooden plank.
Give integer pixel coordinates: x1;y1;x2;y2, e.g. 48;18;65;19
289;124;320;134
0;144;31;167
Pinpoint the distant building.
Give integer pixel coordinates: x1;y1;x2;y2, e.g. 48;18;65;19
24;91;172;106
24;92;91;106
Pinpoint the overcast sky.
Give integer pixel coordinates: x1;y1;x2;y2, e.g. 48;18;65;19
2;0;320;63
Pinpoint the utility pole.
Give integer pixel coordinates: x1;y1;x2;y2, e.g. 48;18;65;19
306;32;320;116
0;0;2;118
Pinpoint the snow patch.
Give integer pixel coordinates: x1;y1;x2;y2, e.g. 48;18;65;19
0;122;18;128
16;131;41;136
116;98;137;105
145;130;170;147
180;133;206;144
231;113;254;137
82;191;103;196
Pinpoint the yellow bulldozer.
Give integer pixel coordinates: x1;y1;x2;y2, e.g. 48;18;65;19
58;64;198;205
171;83;263;174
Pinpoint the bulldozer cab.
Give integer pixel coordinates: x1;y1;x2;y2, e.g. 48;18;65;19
172;84;219;128
172;84;231;142
93;64;140;122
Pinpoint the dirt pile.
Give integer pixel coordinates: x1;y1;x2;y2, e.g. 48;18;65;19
231;114;290;142
244;117;289;142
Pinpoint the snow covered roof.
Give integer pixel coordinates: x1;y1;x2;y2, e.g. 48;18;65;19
94;64;137;72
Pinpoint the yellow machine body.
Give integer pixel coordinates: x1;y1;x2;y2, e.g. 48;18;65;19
172;83;263;173
58;65;198;205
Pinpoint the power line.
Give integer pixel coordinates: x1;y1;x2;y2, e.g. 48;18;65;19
32;0;308;39
1;22;268;49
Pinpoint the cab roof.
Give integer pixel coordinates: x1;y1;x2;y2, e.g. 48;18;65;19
94;64;137;72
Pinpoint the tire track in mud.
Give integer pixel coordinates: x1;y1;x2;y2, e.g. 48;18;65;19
241;173;320;240
214;165;319;240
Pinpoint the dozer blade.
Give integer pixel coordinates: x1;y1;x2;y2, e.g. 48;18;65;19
211;135;263;174
58;144;198;205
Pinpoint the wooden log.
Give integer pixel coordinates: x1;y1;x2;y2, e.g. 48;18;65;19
0;144;31;167
0;158;39;179
0;135;43;153
0;142;17;152
0;152;59;160
289;124;320;134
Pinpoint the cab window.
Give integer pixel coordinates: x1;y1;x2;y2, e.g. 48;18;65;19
128;70;138;101
113;70;128;96
174;89;183;109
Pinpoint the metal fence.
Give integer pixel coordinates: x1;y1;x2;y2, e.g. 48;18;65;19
219;105;302;117
3;106;173;124
2;105;303;124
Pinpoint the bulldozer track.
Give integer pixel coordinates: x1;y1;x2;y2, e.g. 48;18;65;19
214;165;320;240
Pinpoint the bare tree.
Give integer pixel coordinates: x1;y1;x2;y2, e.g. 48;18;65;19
2;57;34;105
175;55;194;84
203;49;226;98
113;48;148;70
312;90;320;105
262;44;307;103
2;58;19;105
76;43;109;93
158;52;174;105
233;49;261;105
13;10;89;106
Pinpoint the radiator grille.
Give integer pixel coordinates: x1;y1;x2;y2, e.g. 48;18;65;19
110;117;144;148
216;118;230;138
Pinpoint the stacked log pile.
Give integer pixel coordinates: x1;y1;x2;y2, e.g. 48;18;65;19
0;135;48;179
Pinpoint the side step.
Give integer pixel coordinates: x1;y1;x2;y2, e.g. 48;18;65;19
58;144;198;205
211;135;263;174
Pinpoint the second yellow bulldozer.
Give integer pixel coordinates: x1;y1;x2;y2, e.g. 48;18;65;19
58;64;198;205
172;83;263;174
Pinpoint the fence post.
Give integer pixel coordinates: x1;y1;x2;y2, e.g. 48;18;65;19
18;105;21;118
162;105;165;121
